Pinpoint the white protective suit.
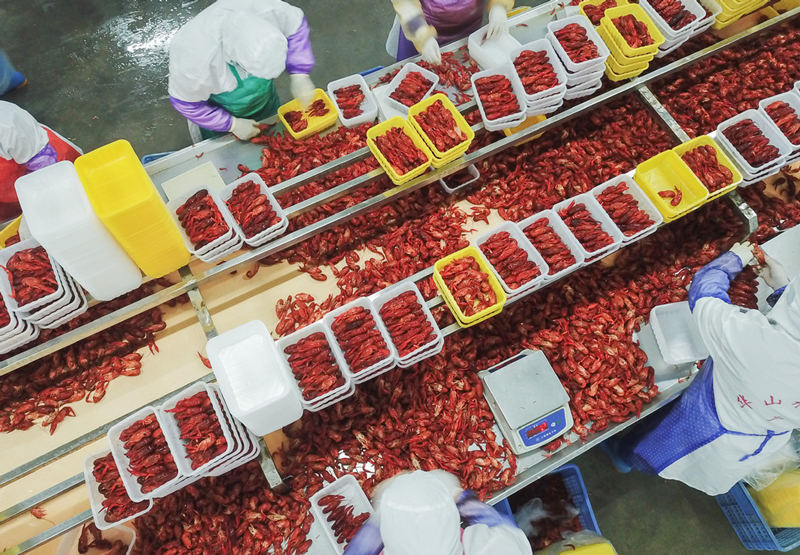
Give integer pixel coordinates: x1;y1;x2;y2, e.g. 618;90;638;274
0;101;48;164
168;0;305;103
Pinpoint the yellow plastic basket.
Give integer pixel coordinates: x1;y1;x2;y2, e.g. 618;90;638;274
597;24;654;70
600;5;665;58
0;216;22;248
502;114;548;144
634;151;710;222
408;94;475;168
579;0;629;24
433;246;506;327
367;116;433;185
277;89;338;140
673;135;742;202
75;140;190;277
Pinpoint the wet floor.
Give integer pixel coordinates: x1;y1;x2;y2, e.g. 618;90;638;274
0;1;782;553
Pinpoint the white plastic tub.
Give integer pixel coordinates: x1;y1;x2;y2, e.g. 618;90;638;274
546;16;610;74
327;74;378;127
310;474;374;555
207;320;304;436
591;175;663;243
275;320;354;411
553;193;624;261
475;222;549;297
715;110;792;179
204;384;262;477
373;281;443;367
471;62;529;131
166;186;240;259
691;0;722;37
468;25;522;70
439;165;481;194
219;173;288;248
108;406;184;501
758;91;800;154
517;209;586;283
0;320;39;354
384;63;439;115
158;382;235;477
83;448;152;531
510;39;568;113
324;298;397;384
14;161;142;301
650;301;709;365
640;0;704;39
0;238;66;314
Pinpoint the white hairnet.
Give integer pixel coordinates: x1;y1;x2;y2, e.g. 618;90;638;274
168;0;303;102
379;471;462;555
462;523;533;555
0;101;48;164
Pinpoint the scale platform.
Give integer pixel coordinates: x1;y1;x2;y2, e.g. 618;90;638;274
479;350;572;455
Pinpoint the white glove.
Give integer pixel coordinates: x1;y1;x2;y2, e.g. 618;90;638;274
486;5;509;40
759;255;790;290
229;117;259;141
730;241;755;266
420;37;442;65
290;74;315;109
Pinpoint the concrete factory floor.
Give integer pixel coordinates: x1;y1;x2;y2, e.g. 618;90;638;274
0;0;788;553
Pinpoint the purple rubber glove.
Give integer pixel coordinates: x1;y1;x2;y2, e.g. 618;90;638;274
169;96;233;132
24;143;57;172
343;515;383;555
767;286;786;307
688;251;743;311
457;490;516;528
286;17;315;75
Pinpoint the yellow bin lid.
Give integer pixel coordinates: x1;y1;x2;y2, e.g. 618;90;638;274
571;543;617;555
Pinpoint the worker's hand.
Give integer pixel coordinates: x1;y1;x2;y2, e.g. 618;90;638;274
420;37;442;65
758;255;790;290
486;5;509;40
457;490;516;528
229;117;260;141
729;241;755;266
290;73;315;109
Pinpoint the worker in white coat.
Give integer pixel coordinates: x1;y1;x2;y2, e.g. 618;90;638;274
387;0;515;64
344;470;532;555
611;242;800;495
168;0;316;142
0;101;81;219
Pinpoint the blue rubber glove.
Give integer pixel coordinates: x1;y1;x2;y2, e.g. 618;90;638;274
343;515;383;555
457;490;516;528
688;251;743;311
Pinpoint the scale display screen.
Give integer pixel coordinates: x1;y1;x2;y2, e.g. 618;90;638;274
519;407;568;447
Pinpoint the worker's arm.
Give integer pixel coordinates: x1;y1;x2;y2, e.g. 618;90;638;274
688;243;754;311
168;97;232;133
0;101;52;169
391;0;438;53
759;255;790;307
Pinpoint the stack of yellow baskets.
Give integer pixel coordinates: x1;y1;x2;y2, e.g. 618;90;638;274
713;0;769;28
596;5;665;81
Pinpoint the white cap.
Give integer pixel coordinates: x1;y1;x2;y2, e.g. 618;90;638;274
462;523;533;555
379;471;462;555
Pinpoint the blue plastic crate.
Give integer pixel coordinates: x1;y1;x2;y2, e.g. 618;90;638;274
499;464;601;535
141;151;173;165
716;481;800;551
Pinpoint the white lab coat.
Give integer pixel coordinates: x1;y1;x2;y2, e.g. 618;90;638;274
659;278;800;495
0;101;48;164
168;0;304;102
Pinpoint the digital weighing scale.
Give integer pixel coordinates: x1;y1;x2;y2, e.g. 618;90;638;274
478;350;573;455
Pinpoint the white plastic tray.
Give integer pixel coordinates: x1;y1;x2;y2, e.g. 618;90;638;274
475;222;549;297
650;301;709;365
439;165;481;194
384;63;439;115
715;110;792;179
158;382;235;477
517;209;586;283
107;406;183;502
0;319;39;354
0;238;66;313
553;193;624;261
373;281;443;366
219;173;288;247
327;74;379;127
640;0;704;39
591;175;663;243
758;91;800;153
275;320;354;411
309;474;374;555
207;320;304;436
691;0;722;37
324;298;397;384
166;187;238;257
204;384;262;477
83;449;152;530
546;15;610;74
471;62;529;131
468;25;522;70
510;39;568;113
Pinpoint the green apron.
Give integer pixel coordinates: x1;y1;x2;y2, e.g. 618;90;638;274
202;64;280;139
